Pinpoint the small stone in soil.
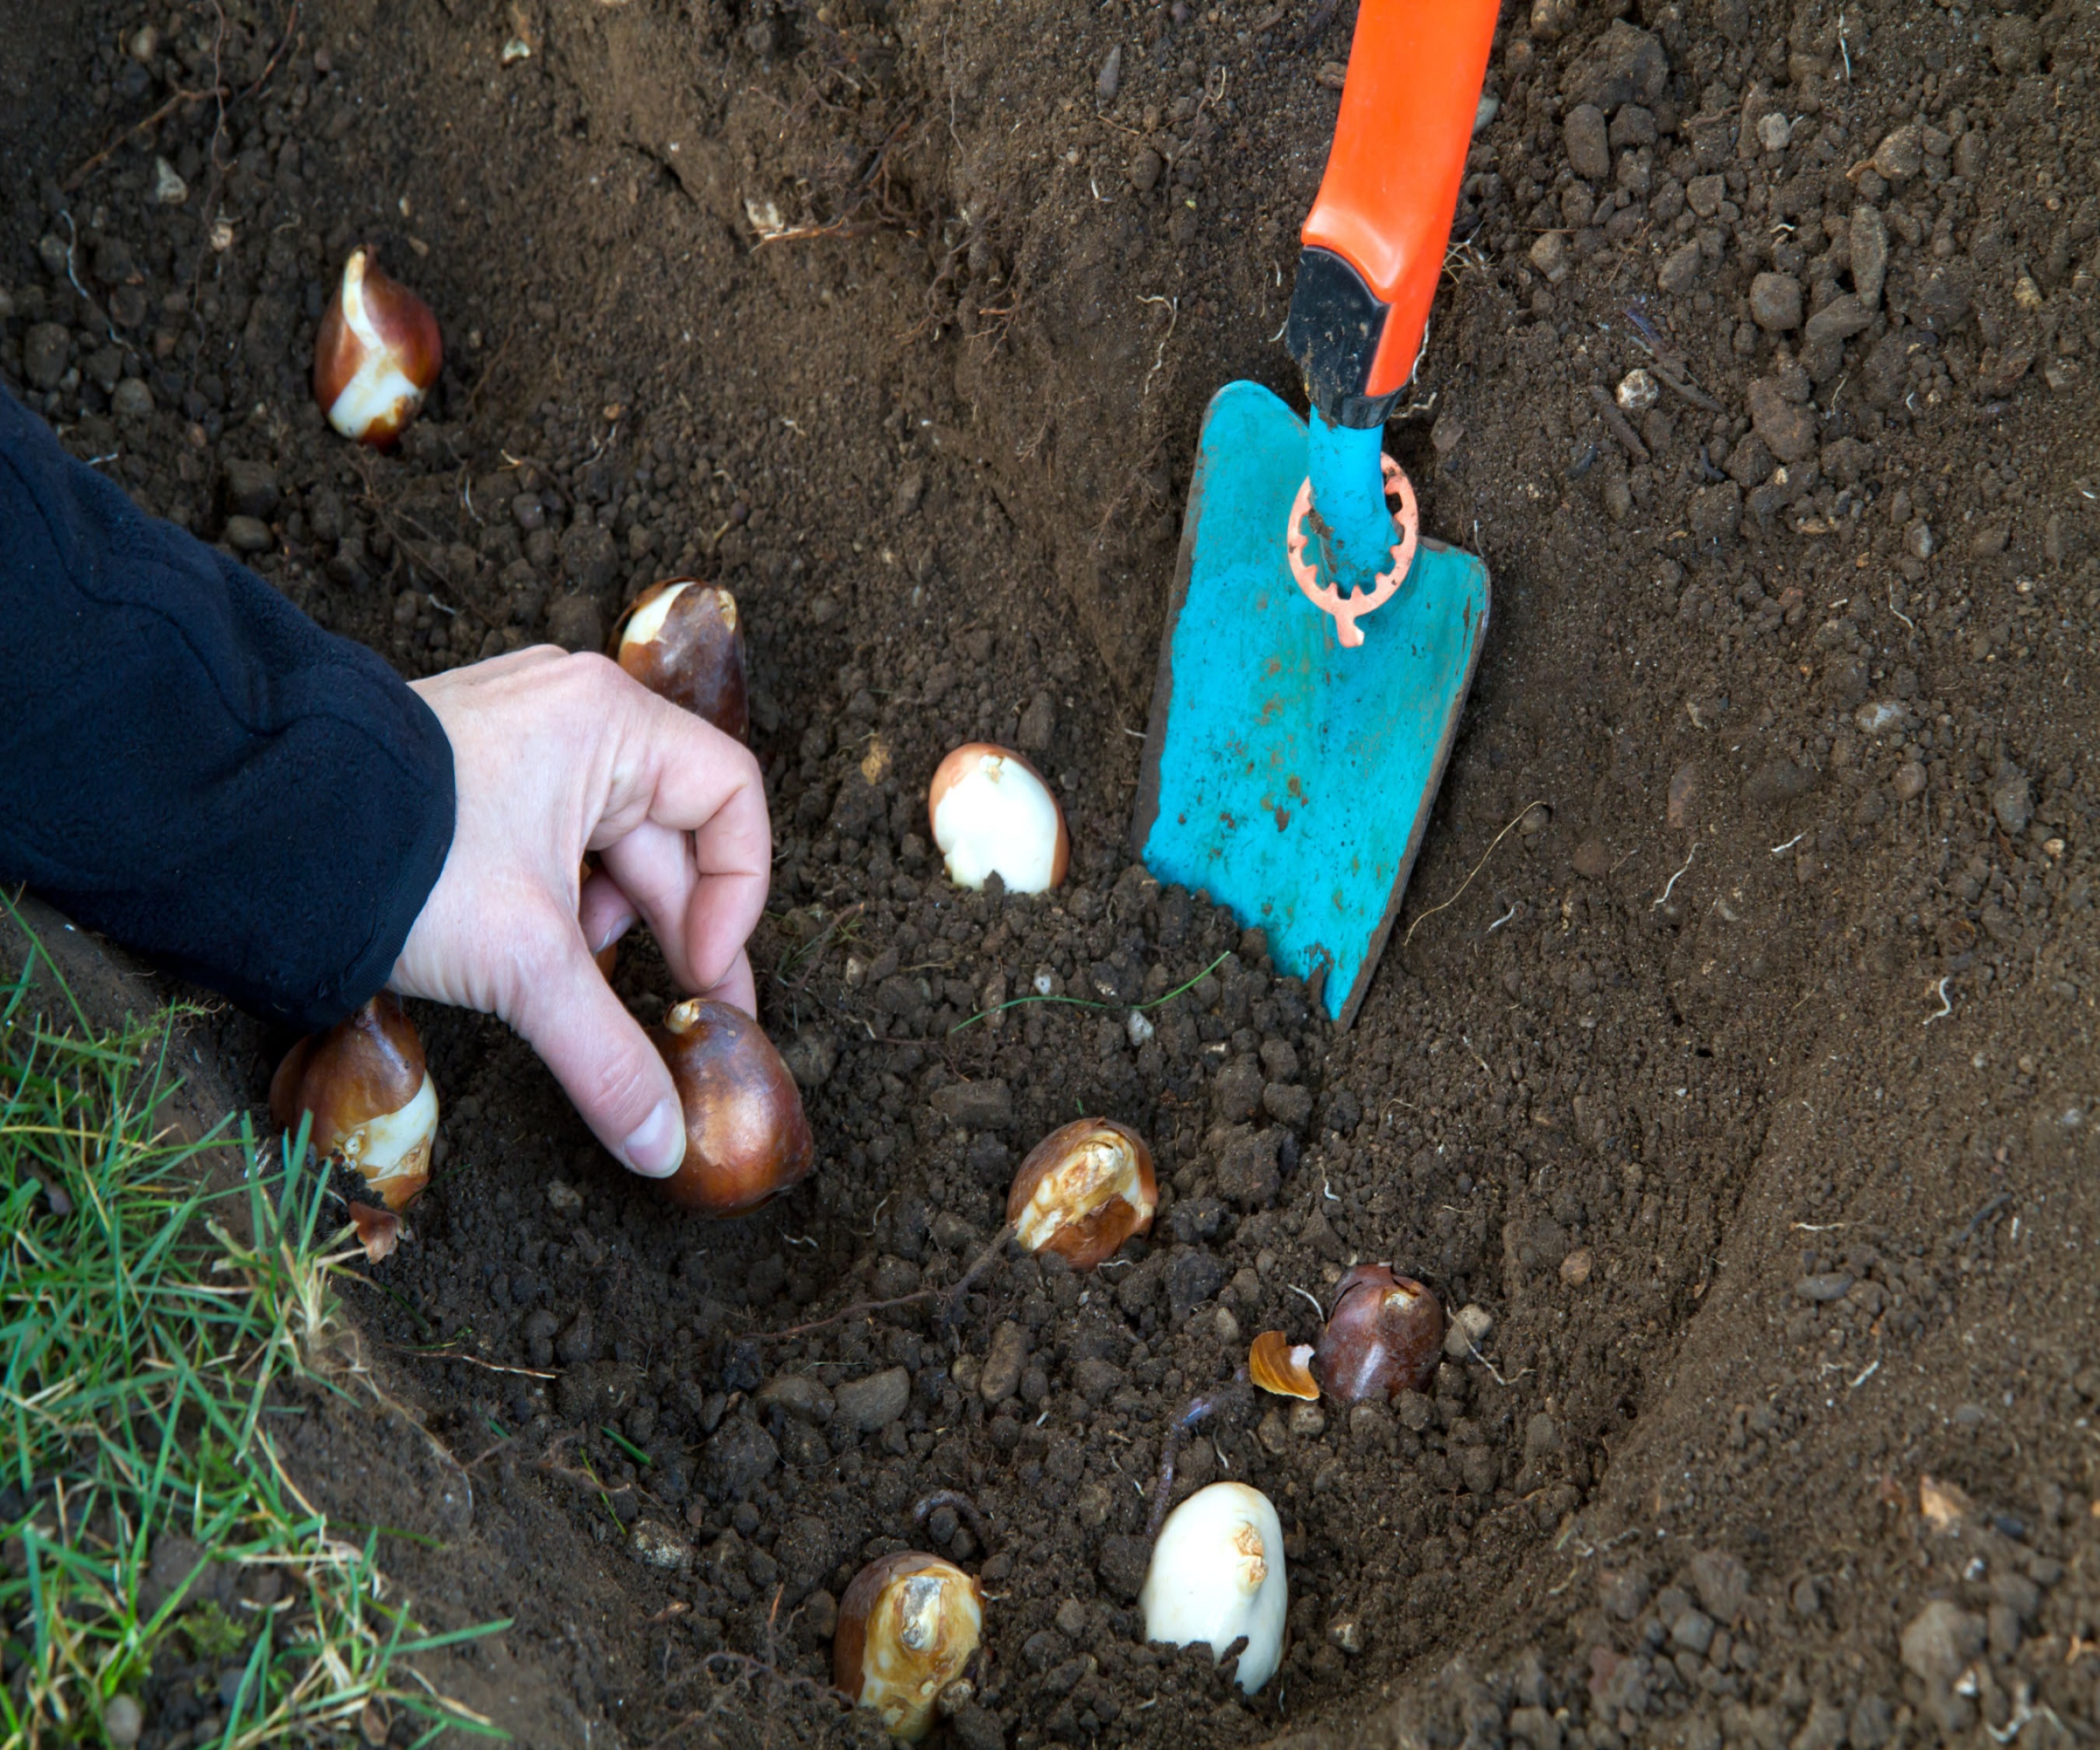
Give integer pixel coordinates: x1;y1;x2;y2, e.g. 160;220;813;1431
834;1365;911;1432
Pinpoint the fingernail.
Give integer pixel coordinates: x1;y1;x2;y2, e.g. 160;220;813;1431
592;911;638;956
622;1098;685;1178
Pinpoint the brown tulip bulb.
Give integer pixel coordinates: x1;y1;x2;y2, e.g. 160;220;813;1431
269;994;438;1211
311;248;442;446
1005;1117;1156;1270
834;1552;984;1743
616;579;748;739
648;998;813;1215
1312;1264;1443;1403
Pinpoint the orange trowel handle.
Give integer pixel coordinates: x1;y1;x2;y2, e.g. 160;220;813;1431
1284;0;1498;428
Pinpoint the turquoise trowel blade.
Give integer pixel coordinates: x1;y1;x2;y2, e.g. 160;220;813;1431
1130;380;1489;1027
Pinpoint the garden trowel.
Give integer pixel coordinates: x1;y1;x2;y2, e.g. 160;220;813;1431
1131;0;1498;1026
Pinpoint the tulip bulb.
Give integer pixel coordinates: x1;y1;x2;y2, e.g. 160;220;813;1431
834;1552;984;1743
1139;1482;1287;1693
1006;1117;1156;1270
269;994;438;1211
1312;1264;1443;1403
312;248;442;446
616;579;748;739
1249;1331;1319;1400
928;744;1068;894
649;998;814;1214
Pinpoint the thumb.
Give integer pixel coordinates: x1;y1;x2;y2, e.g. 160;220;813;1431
511;919;687;1180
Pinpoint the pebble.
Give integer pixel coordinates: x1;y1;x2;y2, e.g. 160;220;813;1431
1803;293;1872;347
1851;206;1888;307
104;1696;144;1746
1756;111;1792;151
1564;103;1611;181
1614;369;1659;415
1670;1607;1715;1654
1528;231;1571;284
152;157;188;205
224;514;274;555
755;1374;835;1424
1894;761;1928;802
1667;764;1699;830
1688;1549;1750;1621
1685;173;1725;217
931;1079;1012;1129
1658;240;1703;296
1445;1302;1493;1359
111;378;153;421
23;322;69;391
1598;1568;1649;1620
1326;1613;1368;1655
1872;124;1923;181
1748;272;1802;332
1900;1599;1983;1683
979;1320;1027;1403
1991;774;2032;835
222;458;280;520
629;1520;696;1571
834;1365;911;1432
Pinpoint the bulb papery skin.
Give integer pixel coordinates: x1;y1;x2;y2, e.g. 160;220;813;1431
269;994;438;1211
616;578;748;739
834;1552;984;1743
648;998;814;1214
1249;1330;1320;1400
1138;1482;1287;1694
928;744;1068;894
1312;1264;1445;1403
1006;1117;1156;1270
312;248;442;446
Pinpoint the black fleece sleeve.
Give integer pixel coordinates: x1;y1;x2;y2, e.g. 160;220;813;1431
0;387;455;1032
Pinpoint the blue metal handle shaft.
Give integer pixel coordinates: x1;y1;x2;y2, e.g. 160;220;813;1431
1306;410;1393;596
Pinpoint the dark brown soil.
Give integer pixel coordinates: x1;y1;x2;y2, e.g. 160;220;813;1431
7;0;2100;1746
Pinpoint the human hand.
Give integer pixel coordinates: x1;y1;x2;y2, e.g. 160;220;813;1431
390;647;771;1179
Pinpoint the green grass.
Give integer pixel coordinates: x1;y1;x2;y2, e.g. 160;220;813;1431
0;919;507;1746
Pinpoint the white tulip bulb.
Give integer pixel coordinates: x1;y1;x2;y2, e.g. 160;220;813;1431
1138;1482;1287;1693
927;744;1068;894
